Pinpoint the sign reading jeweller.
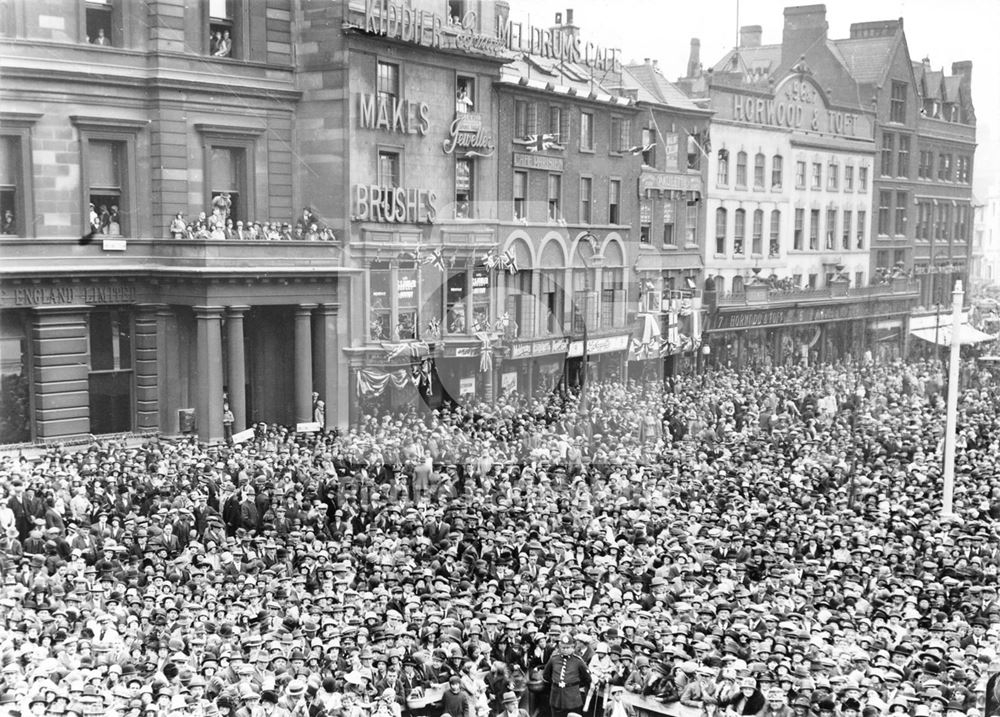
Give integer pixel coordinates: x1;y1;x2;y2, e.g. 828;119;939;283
443;113;495;157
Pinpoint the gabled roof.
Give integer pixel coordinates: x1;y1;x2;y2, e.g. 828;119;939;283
499;55;633;106
830;36;897;84
925;70;943;100
625;62;704;112
711;45;782;77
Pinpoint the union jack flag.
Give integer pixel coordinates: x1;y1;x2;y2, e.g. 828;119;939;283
628;142;656;156
421;248;446;271
513;133;564;152
482;248;501;270
500;248;518;274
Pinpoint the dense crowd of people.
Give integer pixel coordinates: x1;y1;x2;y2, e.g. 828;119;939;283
1;359;1000;717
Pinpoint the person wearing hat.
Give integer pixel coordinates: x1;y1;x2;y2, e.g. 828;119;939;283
441;675;473;717
679;665;718;711
497;690;528;717
543;634;591;717
761;687;793;716
720;675;765;716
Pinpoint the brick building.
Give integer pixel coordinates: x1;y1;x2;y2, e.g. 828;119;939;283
680;5;921;367
1;0;710;444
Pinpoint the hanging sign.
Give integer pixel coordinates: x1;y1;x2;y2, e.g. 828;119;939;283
443;112;495;157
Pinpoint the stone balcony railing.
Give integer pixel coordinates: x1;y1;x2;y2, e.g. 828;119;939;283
0;237;349;278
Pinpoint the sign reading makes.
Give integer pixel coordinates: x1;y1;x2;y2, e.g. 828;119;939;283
358;93;430;135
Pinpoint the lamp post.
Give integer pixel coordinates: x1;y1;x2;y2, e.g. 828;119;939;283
942;279;964;516
576;232;598;413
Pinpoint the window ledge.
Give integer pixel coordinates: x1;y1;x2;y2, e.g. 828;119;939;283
579;148;596;154
71;115;149;131
684;244;700;251
662;244;678;251
713;253;726;259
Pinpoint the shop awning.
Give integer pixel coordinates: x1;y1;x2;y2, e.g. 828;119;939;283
909;323;996;346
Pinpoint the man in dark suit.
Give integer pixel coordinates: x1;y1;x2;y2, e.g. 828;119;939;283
543;634;590;717
8;480;33;541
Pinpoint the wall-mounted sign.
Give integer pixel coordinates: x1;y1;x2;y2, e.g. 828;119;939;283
513;152;564;172
638;171;702;194
359;93;430;135
716;74;872;139
498;21;620;72
359;0;508;59
354;185;437;224
663;133;679;169
711;299;914;332
443;112;495;157
567;334;630;357
2;282;137;307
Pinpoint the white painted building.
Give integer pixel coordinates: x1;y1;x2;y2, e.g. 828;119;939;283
700;68;876;296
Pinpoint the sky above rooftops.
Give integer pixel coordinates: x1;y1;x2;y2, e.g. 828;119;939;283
509;0;1000;194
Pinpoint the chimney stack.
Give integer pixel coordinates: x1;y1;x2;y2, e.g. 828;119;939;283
565;8;573;25
783;5;827;65
952;61;972;92
554;11;562;24
740;25;762;48
687;38;701;78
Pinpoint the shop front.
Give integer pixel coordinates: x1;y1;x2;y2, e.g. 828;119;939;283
705;296;916;370
566;333;630;388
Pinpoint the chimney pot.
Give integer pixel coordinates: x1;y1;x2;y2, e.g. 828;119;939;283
554;11;562;24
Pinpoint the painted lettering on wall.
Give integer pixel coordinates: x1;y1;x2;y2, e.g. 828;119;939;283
723;75;870;138
5;284;137;307
443;113;495;157
498;21;620;72
358;93;430;135
361;0;507;58
354;185;437;224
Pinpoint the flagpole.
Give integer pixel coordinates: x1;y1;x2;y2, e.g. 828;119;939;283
941;279;963;517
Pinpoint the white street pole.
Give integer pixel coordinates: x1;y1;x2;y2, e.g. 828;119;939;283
942;279;964;517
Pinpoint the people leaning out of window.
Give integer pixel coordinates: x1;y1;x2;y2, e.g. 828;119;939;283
209;29;232;57
169;212;336;241
88;28;110;46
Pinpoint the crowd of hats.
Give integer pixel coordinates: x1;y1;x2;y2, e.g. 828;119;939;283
1;359;999;717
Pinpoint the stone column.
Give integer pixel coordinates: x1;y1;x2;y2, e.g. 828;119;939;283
133;304;161;432
316;303;349;430
156;306;179;434
226;305;249;432
294;304;317;424
194;306;225;443
31;306;90;441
